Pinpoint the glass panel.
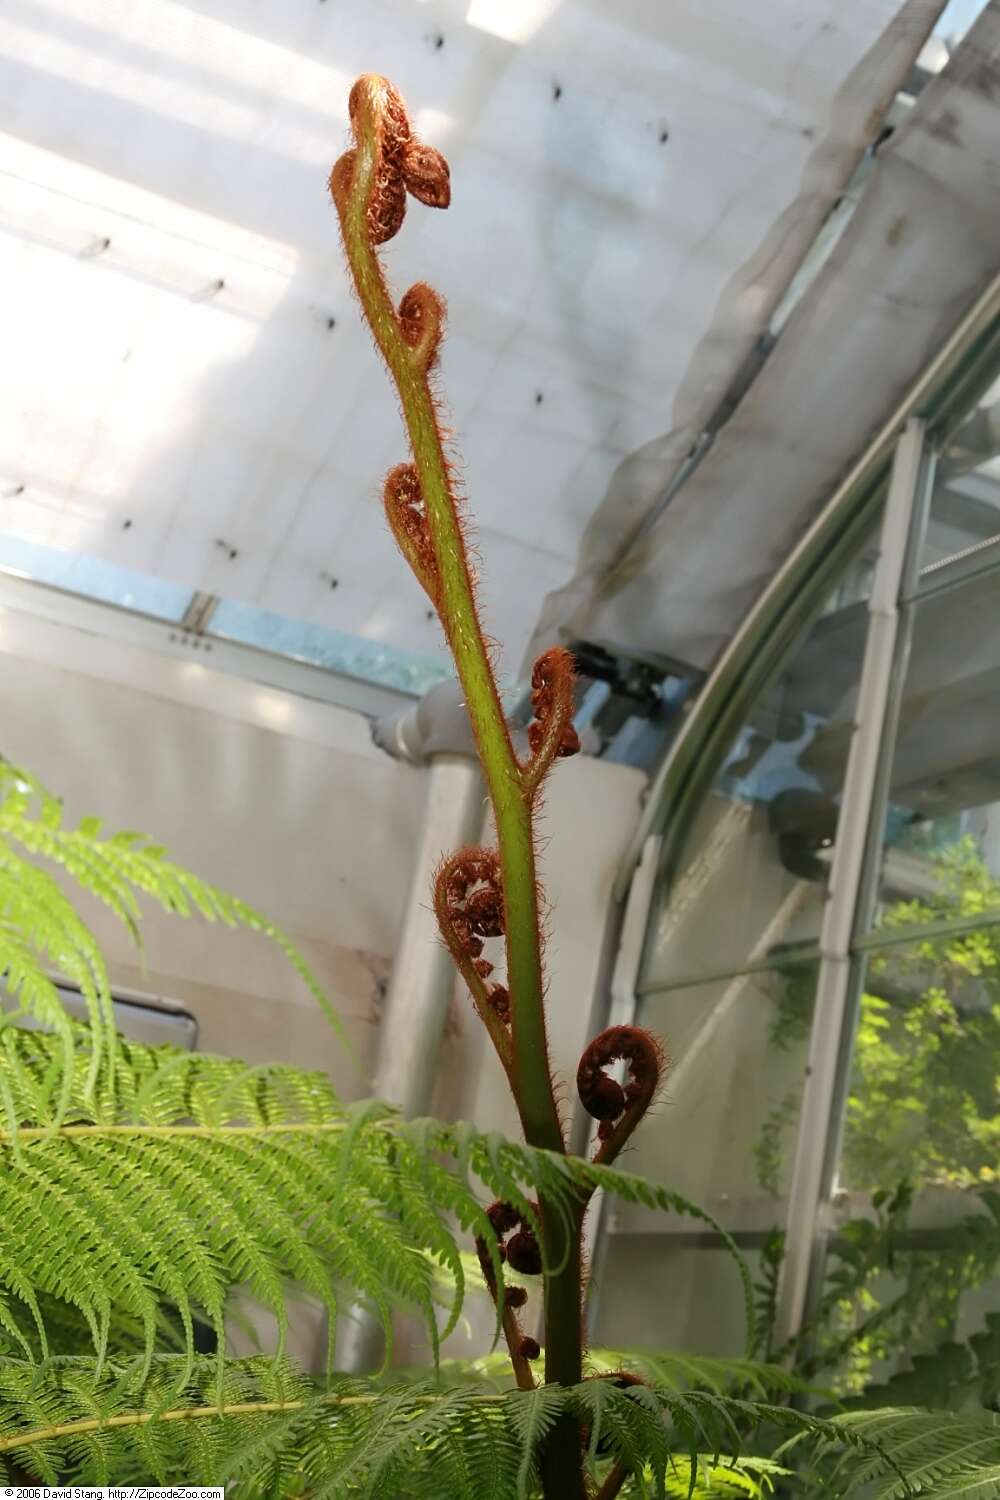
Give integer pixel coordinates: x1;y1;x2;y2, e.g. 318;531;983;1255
592;1243;765;1357
838;934;1000;1195
864;573;1000;937
0;533;191;621
628;963;819;1210
919;375;1000;582
806;1213;1000;1404
640;537;879;990
811;921;1000;1400
210;597;452;698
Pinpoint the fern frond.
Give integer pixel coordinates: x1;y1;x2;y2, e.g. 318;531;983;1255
585;1350;805;1400
0;1024;339;1131
0;842;113;1114
0;1030;755;1392
400;1347;803;1408
0;1355;887;1497
831;1407;1000;1498
0;763;345;1055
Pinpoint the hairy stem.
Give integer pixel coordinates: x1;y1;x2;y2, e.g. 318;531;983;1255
475;1244;537;1392
333;76;586;1496
339;102;561;1156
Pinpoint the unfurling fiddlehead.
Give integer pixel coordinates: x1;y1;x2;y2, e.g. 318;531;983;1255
577;1026;667;1166
331;74;664;1498
434;848;512;1069
475;1202;544;1390
330;76;566;1154
522;646;580;797
383;463;439;607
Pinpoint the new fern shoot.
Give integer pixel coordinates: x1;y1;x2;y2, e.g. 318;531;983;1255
0;71;996;1500
329;73;672;1498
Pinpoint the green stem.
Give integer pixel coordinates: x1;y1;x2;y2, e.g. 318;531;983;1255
539;1201;589;1499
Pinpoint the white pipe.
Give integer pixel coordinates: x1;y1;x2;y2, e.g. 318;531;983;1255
335;749;483;1371
371;751;484;1117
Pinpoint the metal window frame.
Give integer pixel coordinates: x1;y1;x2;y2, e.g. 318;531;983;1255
614;274;1000;908
599;273;1000;1352
0;566;416;720
772;419;930;1344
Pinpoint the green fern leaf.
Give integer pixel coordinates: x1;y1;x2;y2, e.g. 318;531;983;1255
832;1407;1000;1498
508;1383;566;1497
0;1354;909;1497
586;1350;805;1400
0;764;346;1076
0;1030;760;1390
661;1456;772;1496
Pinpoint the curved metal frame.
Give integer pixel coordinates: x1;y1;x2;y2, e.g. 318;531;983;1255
614;275;1000;907
606;271;1000;1350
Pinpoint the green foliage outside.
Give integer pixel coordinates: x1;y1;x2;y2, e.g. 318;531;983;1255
759;836;1000;1406
846;838;1000;1191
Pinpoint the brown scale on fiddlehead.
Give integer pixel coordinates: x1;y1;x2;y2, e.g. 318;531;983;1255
436;847;505;947
398;282;446;372
434;848;512;1066
522;646;579;797
577;1025;667;1166
480;1199;543;1275
402;140;451;208
384;463;439;607
330;76;450;248
486;983;510;1024
438;847;505;975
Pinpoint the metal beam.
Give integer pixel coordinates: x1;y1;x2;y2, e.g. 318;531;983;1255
179;590;219;634
0;568;414;720
772;420;928;1346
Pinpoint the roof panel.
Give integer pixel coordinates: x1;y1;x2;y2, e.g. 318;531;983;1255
0;0;938;676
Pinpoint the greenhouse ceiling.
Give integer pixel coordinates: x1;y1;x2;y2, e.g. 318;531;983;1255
0;0;984;688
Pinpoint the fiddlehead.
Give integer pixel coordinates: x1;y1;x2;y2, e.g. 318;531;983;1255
577;1026;668;1166
398;282;446;372
434;848;512;1070
522;647;580;797
383;464;440;606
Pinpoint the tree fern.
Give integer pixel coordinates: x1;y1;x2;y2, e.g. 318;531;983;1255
1;61;994;1498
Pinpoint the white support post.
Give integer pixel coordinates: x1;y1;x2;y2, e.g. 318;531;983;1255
581;833;662;1337
336;749;483;1372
